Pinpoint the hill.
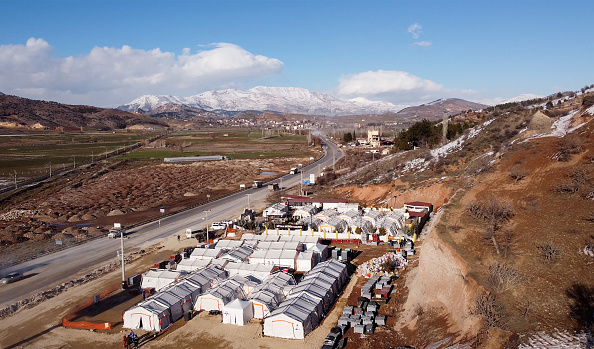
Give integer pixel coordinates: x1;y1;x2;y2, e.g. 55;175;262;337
395;98;488;121
320;90;594;346
0;94;168;130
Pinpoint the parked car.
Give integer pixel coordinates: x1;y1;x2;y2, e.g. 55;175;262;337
1;272;23;284
210;222;227;230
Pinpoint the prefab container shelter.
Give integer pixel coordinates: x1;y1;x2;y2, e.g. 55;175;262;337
189;247;226;260
278;250;298;269
123;299;171;332
215;240;244;249
308;243;328;263
222;298;254;326
219;245;254;263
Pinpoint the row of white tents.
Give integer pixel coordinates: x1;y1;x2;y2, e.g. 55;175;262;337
263;259;348;339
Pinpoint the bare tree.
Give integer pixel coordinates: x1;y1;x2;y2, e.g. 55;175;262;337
472;291;503;329
486;262;524;292
509;165;529;183
467;197;515;255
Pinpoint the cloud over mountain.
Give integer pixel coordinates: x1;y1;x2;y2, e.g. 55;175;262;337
0;38;283;106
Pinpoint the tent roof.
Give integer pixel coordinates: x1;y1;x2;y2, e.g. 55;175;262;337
224;298;252;310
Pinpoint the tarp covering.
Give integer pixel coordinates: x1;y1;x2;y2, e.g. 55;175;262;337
222;298;254;326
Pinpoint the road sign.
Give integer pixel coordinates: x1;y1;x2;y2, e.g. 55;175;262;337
160;208;165;213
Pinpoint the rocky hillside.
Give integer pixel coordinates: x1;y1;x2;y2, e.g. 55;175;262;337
323;90;594;347
395;98;488;121
0;94;168;130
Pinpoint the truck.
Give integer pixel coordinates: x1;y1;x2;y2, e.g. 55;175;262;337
108;227;126;238
289;167;299;174
252;180;263;188
185;228;205;239
268;183;279;191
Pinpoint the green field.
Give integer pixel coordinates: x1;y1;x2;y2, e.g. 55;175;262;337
0;129;315;186
0;131;160;183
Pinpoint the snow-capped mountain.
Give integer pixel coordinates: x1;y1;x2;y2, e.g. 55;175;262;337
500;94;543;104
118;87;408;116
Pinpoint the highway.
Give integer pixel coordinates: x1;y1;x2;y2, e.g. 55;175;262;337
0;135;343;309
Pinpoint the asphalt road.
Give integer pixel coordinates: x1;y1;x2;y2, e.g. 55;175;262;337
0;135;343;309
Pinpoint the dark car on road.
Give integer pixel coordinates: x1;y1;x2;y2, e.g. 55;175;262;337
1;272;23;284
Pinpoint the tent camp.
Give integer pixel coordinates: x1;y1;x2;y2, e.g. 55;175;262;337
225;262;272;282
263;295;321;339
188;247;226;260
181;265;227;295
141;269;184;292
222;298;254;326
315;260;348;288
219;245;254;263
123;299;171;332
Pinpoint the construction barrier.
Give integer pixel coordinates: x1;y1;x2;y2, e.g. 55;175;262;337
62;283;120;330
62;317;111;330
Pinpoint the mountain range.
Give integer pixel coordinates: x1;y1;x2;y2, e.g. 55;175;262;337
117;87;410;117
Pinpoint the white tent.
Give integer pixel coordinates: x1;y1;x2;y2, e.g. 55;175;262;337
314;260;348;288
263;296;320;339
195;277;246;312
225;262;272;282
219;245;254;263
296;251;315;272
123;299;171;332
301;271;339;296
153;291;184;322
162;284;194;315
287;281;332;312
249;289;281;319
141;269;184;292
189;247;226;260
249;249;268;265
283;291;325;321
222;298;254;326
175;280;201;304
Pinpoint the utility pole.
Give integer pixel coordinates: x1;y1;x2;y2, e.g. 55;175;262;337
300;171;303;196
120;226;126;289
204;210;211;243
13;170;17;189
73;155;76;169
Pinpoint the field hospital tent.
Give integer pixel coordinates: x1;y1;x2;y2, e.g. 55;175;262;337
176;258;211;272
222;298;254;326
123;299;171;332
182;265;227;295
141;269;184;292
300;271;339;296
153;291;184;322
263;294;321;339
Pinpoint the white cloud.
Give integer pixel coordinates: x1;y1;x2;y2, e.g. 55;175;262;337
413;41;432;47
336;70;443;96
0;38;283;106
334;70;485;105
408;23;422;39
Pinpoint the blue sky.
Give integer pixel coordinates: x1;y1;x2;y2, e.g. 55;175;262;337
1;0;593;107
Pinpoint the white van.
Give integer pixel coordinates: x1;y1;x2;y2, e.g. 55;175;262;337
210;222;226;230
